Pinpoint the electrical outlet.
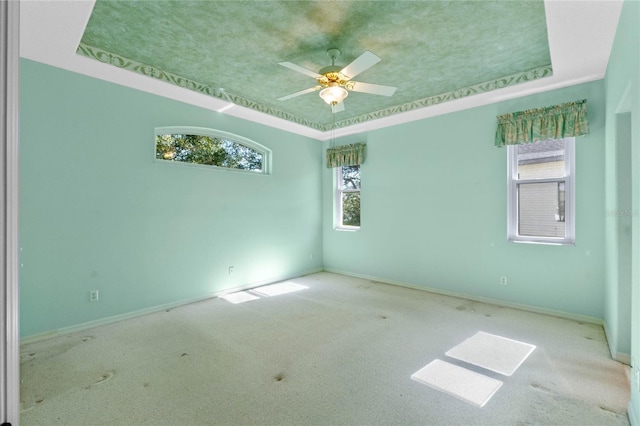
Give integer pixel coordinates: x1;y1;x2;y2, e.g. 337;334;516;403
228;266;234;275
500;276;508;286
90;290;99;302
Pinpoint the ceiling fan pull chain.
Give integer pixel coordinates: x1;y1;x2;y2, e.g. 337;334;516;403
330;109;335;148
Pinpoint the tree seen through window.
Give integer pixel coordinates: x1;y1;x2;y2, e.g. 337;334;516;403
156;133;264;172
340;165;361;227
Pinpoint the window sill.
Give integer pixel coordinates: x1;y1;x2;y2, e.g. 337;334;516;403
509;238;575;246
335;226;360;232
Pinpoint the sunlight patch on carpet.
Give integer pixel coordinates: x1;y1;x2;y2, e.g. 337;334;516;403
411;359;503;407
252;282;308;297
445;331;536;376
220;291;260;304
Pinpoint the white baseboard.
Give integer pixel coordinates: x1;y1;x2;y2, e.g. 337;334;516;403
323;268;603;325
630;399;639;426
615;352;633;366
603;321;632;365
20;267;323;345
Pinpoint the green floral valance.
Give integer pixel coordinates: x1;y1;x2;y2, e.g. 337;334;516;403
495;99;589;147
326;143;366;168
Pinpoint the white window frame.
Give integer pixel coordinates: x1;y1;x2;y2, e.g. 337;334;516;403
335;165;361;231
154;126;271;174
507;137;575;245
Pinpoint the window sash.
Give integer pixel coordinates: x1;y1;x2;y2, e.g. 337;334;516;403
335;166;361;230
516;180;567;237
507;138;575;245
154;126;271;174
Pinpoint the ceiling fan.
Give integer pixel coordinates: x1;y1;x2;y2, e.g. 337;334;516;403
277;48;397;113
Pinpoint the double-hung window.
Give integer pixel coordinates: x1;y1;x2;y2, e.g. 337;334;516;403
336;165;361;229
507;137;575;245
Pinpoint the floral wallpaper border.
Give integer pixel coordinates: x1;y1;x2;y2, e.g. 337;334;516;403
77;43;552;133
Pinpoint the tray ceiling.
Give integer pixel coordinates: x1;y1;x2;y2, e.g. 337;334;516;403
20;1;623;140
77;0;551;132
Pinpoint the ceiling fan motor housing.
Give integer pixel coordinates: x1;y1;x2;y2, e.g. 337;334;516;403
317;68;348;88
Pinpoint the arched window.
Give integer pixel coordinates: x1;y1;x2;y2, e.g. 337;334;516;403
155;127;271;174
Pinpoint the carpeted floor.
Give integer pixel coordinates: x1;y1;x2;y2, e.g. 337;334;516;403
20;272;630;425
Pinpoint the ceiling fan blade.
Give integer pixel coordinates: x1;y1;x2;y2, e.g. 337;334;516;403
340;51;381;79
331;102;345;114
278;62;321;78
348;81;397;97
277;86;320;101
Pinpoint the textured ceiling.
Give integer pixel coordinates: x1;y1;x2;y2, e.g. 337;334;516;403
77;0;551;132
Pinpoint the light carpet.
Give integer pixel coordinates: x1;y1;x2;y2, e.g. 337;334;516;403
445;331;536;376
411;359;503;407
19;272;631;425
251;281;308;297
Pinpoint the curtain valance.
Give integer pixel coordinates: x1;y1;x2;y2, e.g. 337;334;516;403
326;143;366;168
495;99;589;147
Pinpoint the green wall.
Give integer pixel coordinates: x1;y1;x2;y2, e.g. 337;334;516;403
19;59;323;338
323;81;606;319
605;0;640;422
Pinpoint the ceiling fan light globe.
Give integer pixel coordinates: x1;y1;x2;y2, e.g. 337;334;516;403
319;86;348;105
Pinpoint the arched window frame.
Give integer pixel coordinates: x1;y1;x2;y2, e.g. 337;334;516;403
154;126;272;175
